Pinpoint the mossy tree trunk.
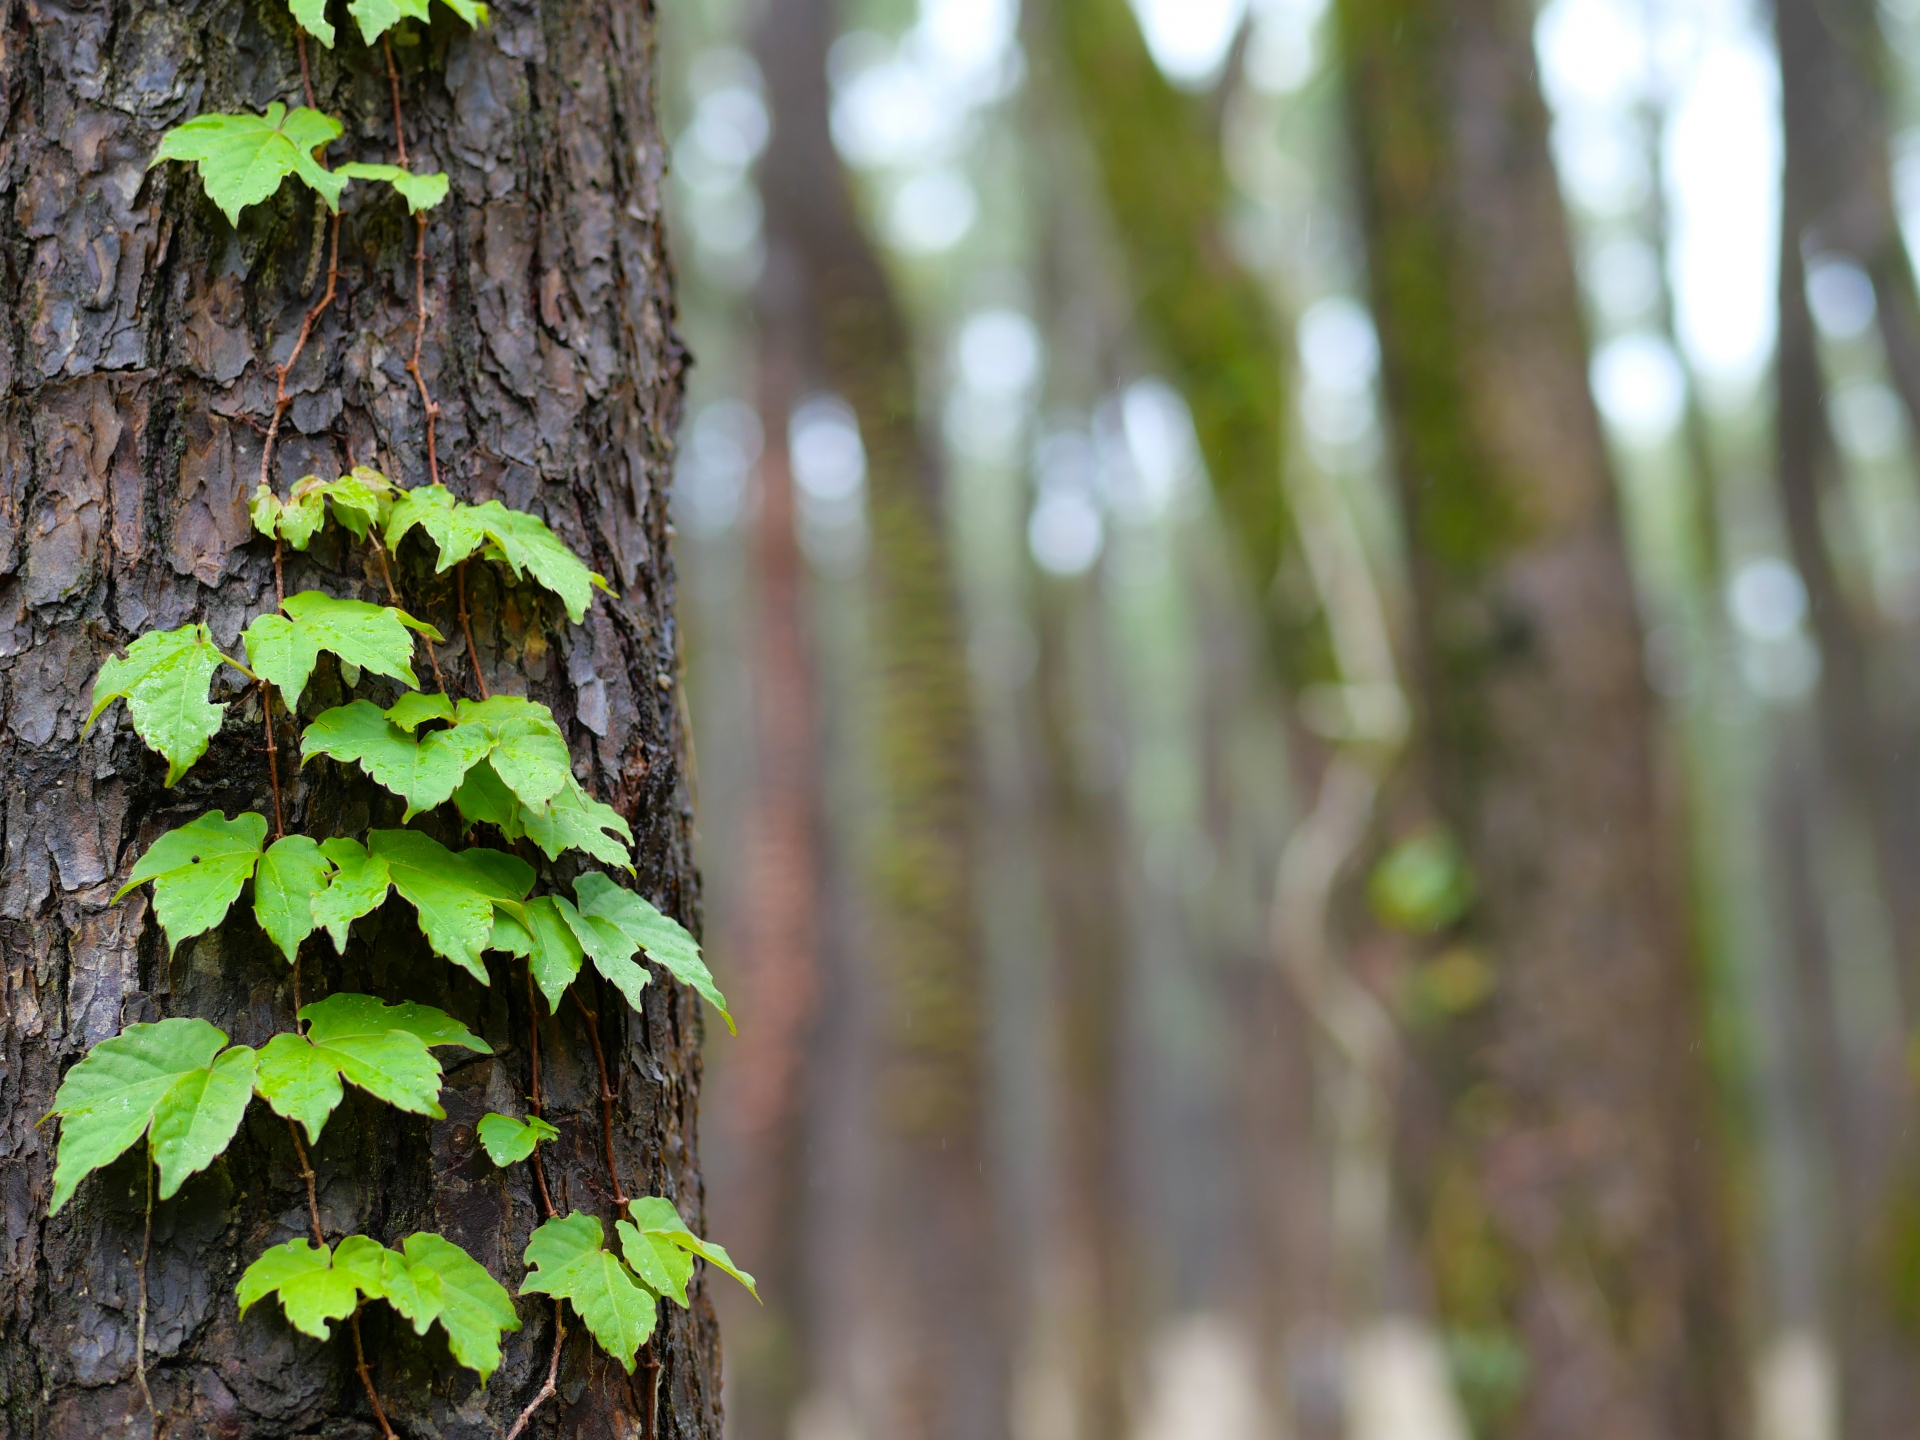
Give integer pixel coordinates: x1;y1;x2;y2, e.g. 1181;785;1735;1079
752;0;1006;1437
0;0;719;1434
1334;0;1741;1435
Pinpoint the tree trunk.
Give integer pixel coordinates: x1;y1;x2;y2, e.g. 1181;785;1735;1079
0;1;717;1435
751;1;1006;1437
1334;1;1742;1436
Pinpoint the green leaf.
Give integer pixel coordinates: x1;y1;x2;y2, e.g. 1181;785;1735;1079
625;1196;757;1299
453;697;571;807
346;0;486;43
335;162;451;214
287;0;337;47
520;1212;657;1371
574;874;732;1032
150;105;346;226
472;502;614;625
519;896;585;1010
49;1018;258;1213
386;691;456;732
115;812;267;954
244;592;441;711
452;758;523;834
87;624;229;786
255;992;487;1142
475;1111;559;1166
613;1220;694;1306
303;700;492;819
249;484;326;549
368;829;525;981
555;895;650;1012
237;1239;361;1338
313;837;392;951
520;778;633;869
394;1232;520;1381
386;487;612;623
253;835;331;964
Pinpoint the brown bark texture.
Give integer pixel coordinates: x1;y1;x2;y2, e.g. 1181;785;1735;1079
1335;0;1741;1436
0;0;720;1435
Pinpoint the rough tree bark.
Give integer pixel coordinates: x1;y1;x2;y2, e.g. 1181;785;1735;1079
1334;0;1742;1436
0;0;719;1435
752;1;1005;1437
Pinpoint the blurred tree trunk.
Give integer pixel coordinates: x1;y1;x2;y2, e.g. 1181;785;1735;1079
1334;0;1742;1436
0;0;717;1435
1771;0;1920;1423
753;1;1007;1436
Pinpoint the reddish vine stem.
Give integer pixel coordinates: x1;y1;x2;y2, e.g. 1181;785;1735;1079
261;684;286;839
295;28;316;108
502;1302;564;1440
643;1343;660;1440
351;1307;400;1440
525;966;555;1218
288;1121;325;1249
571;993;627;1206
457;562;489;700
134;1157;157;1430
384;36;442;488
258;214;341;495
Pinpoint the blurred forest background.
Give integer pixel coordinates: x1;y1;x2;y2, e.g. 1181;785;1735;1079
653;0;1920;1435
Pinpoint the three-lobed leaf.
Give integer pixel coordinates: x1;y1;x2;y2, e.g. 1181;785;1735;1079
239;1231;518;1379
49;1018;258;1213
312;837;393;951
369;829;531;981
303;700;491;819
245;592;440;711
520;1212;657;1371
345;0;488;46
87;624;231;785
475;1111;558;1166
386;485;612;624
287;0;336;46
150;105;346;226
252;468;398;548
574;874;731;1031
253;834;331;964
116;812;268;955
253;993;487;1143
335;162;450;214
623;1195;756;1299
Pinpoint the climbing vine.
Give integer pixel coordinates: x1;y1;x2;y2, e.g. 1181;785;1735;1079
49;3;750;1435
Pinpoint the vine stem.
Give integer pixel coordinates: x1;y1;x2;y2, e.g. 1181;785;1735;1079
525;966;555;1218
572;993;627;1206
457;562;489;700
385;36;441;489
502;1302;564;1440
643;1341;660;1440
261;683;286;840
351;1306;400;1440
288;1120;324;1249
295;27;316;109
373;541;449;694
258;214;341;495
134;1154;157;1431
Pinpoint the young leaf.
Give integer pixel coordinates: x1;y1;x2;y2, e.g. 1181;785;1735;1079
335;162;451;214
519;896;585;1010
471;502;614;625
386;487;612;623
48;1018;258;1213
613;1217;694;1306
302;700;492;818
253;834;331;964
150;105;346;226
345;0;486;45
259;467;398;546
254;992;489;1142
624;1196;757;1298
237;1239;361;1338
554;896;650;1013
389;1232;520;1381
519;777;634;869
287;0;336;47
115;812;268;954
368;829;527;981
519;1212;657;1371
87;624;229;785
250;483;327;549
312;837;392;951
244;592;441;711
475;1111;559;1166
453;696;570;807
386;691;456;732
573;874;732;1032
